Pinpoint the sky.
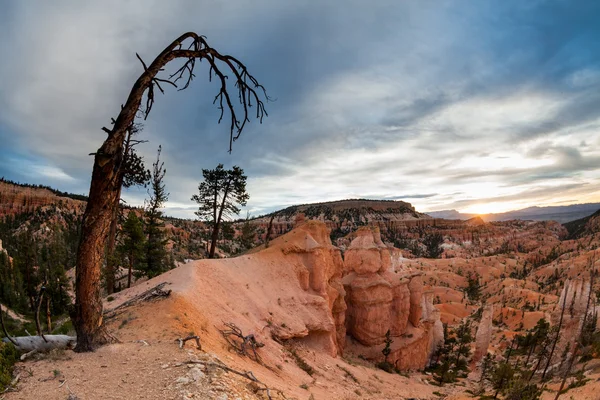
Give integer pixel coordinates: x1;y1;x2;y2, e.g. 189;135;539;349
0;0;599;218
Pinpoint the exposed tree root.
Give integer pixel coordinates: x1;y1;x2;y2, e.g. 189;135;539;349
219;322;265;364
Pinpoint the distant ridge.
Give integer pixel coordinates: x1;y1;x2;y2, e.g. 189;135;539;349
0;177;88;202
563;208;600;239
262;198;426;220
427;203;600;224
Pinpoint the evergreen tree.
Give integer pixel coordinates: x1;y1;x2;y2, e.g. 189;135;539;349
465;273;481;301
0;251;25;311
423;233;444;258
191;164;249;258
13;230;40;311
39;230;72;316
143;146;171;278
431;321;474;384
118;211;146;288
239;214;257;250
220;221;235;242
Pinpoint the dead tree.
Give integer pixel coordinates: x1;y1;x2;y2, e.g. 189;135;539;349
72;32;268;352
264;214;276;248
34;288;47;342
219;322;265;364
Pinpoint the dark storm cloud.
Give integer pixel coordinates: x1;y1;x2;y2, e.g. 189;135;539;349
0;0;599;217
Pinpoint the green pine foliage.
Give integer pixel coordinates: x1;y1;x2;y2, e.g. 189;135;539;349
118;211;146;284
0;209;77;316
430;321;474;384
143;146;173;278
423;233;444;258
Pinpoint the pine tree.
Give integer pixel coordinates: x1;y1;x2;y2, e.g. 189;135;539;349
118;211;146;288
239;214;257;250
143;147;171;278
191;164;249;258
423;233;444;258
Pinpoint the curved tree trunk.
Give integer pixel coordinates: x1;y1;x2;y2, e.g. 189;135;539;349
72;140;125;351
71;32;267;352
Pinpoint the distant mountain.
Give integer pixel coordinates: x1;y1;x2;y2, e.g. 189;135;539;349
427;203;600;224
425;209;478;220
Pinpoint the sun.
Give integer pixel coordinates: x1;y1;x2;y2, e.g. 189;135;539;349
461;202;518;215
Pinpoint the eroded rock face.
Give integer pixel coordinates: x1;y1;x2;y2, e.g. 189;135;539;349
552;278;593;364
266;222;442;369
342;227;443;370
276;221;347;356
472;304;494;367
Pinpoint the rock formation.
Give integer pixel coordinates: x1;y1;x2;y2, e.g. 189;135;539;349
270;220;347;356
342;226;443;369
553;278;593;359
472;304;494;367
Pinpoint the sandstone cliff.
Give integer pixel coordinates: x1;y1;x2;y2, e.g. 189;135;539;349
342;226;443;370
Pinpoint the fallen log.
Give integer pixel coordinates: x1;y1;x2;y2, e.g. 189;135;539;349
2;334;76;352
104;282;171;320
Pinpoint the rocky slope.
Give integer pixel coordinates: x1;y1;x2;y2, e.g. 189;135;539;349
5;210;600;398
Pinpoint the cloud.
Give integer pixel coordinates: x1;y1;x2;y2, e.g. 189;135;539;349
0;0;599;218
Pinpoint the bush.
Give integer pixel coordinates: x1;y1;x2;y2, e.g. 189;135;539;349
0;342;18;391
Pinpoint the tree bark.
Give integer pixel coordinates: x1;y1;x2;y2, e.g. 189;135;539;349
46;297;52;333
209;179;231;258
127;251;134;289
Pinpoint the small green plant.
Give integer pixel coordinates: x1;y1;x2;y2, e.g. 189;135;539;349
288;348;315;376
336;364;359;383
300;383;309;390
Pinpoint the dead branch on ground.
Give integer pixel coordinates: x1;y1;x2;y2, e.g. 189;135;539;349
104;282;171;320
182;359;287;400
219;322;264;364
1;373;20;395
176;335;201;350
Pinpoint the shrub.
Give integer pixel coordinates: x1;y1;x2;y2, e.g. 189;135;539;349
0;342;18;391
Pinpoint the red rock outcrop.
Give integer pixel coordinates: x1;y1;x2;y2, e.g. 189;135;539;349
268;220;347;356
472;304;494;367
342;226;442;369
0;181;85;217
